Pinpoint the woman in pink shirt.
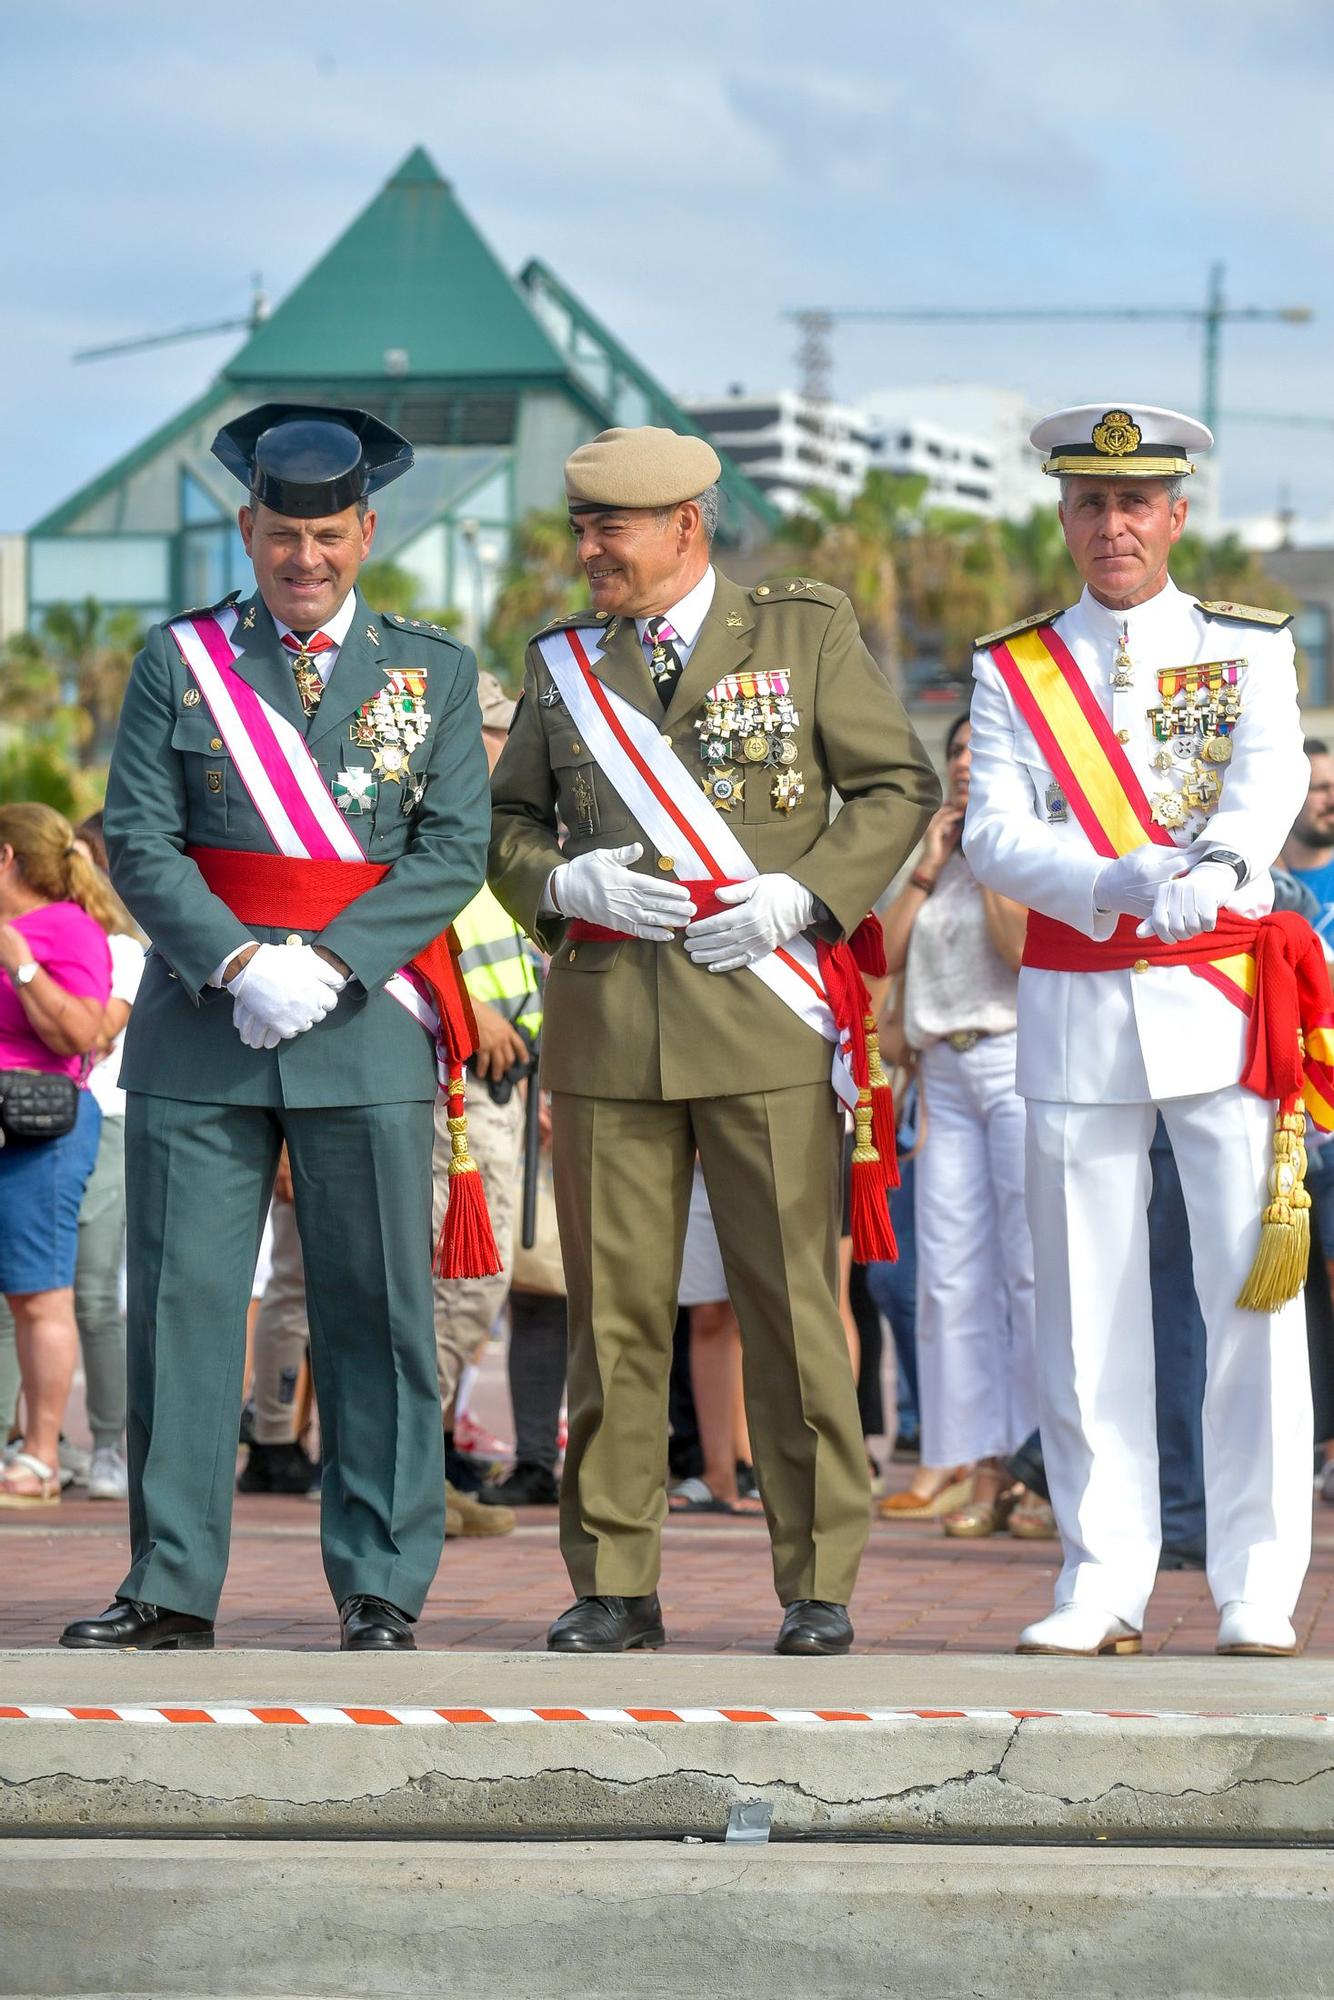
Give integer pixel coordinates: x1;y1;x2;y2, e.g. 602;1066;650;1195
0;805;112;1505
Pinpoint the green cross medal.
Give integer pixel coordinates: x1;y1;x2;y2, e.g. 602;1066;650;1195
333;768;378;817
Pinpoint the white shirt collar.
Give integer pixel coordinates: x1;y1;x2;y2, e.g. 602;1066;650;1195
270;586;359;652
1074;574;1188;643
635;565;716;650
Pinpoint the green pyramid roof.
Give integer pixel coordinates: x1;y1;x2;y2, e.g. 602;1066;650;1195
224;148;573;386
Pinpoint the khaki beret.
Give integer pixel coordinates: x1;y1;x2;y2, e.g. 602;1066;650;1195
565;426;722;511
476;669;516;730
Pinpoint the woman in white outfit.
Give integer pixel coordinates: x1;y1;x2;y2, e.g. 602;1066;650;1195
878;715;1039;1534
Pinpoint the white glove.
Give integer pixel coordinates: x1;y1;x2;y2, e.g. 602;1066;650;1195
683;874;816;973
552;843;695;942
227;943;346;1045
1137;861;1235;944
1093;846;1185;920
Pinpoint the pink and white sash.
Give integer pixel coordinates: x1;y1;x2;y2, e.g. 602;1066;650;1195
536;626;857;1108
169;606;444;1077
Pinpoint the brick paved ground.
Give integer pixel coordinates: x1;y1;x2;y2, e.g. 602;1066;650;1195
3;1350;1332;1655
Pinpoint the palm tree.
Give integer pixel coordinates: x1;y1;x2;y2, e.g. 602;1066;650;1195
485;510;585;689
38;599;143;762
780;471;928;684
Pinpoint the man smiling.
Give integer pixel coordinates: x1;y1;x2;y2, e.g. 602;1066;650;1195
61;403;491;1654
964;403;1314;1659
490;425;939;1654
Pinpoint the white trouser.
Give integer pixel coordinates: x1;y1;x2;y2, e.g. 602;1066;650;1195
1026;1086;1313;1627
914;1032;1038;1466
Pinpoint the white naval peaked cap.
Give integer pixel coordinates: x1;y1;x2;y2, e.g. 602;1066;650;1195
1029;404;1213;477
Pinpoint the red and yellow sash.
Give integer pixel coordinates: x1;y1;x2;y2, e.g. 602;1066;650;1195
991;622;1334;1130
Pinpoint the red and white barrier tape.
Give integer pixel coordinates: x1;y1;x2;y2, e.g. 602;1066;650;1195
0;1704;1326;1727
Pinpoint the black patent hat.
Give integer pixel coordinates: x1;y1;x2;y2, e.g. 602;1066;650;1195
211;403;414;517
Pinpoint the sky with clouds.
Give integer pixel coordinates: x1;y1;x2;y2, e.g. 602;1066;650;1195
6;0;1334;529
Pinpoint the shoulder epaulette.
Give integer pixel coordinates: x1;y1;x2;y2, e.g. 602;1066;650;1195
172;589;241;623
974;607;1064;650
1195;599;1293;630
382;612;464;646
533;608;610;638
749;577;843;607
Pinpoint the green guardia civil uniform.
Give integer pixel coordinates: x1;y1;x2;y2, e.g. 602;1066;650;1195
104;588;490;1621
489;568;940;1605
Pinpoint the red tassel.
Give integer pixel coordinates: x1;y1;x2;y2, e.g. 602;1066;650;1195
849;1091;898;1263
850;1154;897;1263
432;1070;502;1279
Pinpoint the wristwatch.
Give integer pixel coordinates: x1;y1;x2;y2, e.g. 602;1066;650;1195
1201;849;1247;888
13;960;38;987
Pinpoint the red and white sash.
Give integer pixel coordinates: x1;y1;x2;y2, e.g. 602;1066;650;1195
536;626;858;1108
169;606;443;1077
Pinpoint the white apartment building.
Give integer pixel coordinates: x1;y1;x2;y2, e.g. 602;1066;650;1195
683;390;876;514
861;385;1050;522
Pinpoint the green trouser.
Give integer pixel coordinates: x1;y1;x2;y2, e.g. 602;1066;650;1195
120;1093;444;1621
0;1112;128;1448
552;1082;870;1607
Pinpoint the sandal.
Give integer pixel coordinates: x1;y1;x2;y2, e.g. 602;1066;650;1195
668;1477;764;1516
0;1452;61;1508
877;1471;973;1520
942;1483;1018;1538
1008;1489;1058;1540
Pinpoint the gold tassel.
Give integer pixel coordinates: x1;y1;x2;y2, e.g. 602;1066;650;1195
1236;1109;1311;1311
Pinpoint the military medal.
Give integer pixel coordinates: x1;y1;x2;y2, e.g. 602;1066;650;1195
540;680;564;709
571;769;596;835
402;772;427;815
771;770;805;814
373;743;408;783
1151;791;1190;830
1045;782;1069;824
333;768;378;816
1111;623;1134;691
703;768;744;811
1202;734;1233;765
742;732;771;764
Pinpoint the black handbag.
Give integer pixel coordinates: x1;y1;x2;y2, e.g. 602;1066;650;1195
0;1069;80;1145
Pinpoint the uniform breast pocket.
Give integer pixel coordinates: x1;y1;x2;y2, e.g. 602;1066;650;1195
549;731;628;837
170;713;232;833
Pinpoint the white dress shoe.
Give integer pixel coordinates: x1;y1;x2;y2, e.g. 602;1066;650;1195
1016;1603;1142;1656
1215;1601;1297;1656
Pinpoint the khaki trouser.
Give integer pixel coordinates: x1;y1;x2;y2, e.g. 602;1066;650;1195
250;1196;309;1444
431;1076;524;1419
552;1082;870;1606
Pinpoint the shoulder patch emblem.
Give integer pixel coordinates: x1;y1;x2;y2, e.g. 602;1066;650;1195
749;577;841;606
1195;599;1293;630
974;607;1064;650
175;588;241;622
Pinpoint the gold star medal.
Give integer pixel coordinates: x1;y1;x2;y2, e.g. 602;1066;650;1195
373;742;409;784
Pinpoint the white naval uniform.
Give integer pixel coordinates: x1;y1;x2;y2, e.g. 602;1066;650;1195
964;579;1314;1627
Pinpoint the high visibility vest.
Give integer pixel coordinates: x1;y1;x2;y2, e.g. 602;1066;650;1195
453;882;542;1042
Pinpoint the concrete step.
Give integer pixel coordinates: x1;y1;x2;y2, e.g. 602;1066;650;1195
2;1650;1331;1843
4;1838;1333;1998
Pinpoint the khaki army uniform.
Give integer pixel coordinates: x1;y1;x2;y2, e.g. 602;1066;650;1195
489;567;939;1604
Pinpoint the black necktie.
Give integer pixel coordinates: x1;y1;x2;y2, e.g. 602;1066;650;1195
643;616;684;707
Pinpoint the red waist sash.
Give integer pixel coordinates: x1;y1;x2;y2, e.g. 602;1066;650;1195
1023;907;1334;1121
187;843;479;1069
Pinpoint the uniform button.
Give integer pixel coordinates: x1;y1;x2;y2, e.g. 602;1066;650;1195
210;736;223;751
1132;958;1150;974
661;733;672;746
657;856;675;873
1116;728;1131;743
285;933;303;947
570;741;583;755
568;948;577;963
755;584;770;597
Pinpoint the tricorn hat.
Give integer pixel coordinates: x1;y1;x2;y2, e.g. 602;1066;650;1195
211;403;414;517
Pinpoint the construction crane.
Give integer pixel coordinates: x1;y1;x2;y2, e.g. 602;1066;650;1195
786;264;1312;440
73;273;270;364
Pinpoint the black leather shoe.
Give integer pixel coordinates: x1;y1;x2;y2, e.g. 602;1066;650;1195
481;1461;559;1507
547;1594;666;1652
237;1439;318;1495
339;1594;416;1651
774;1600;853;1656
59;1599;215;1650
